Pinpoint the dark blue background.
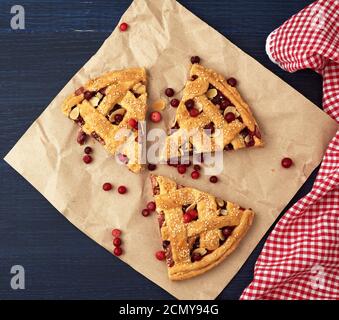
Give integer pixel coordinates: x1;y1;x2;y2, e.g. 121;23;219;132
0;0;319;299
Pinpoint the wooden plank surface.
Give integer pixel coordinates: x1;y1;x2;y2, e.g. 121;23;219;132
0;0;320;299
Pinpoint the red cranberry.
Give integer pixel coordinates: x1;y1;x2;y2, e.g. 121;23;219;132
191;171;200;179
220;99;231;110
189;108;200;117
191;253;202;262
142;208;150;217
222;227;233;238
102;183;112;191
113;238;122;247
191;75;198;81
119;22;128;32
84;146;92;154
150;111;162;123
84;91;95;100
77;130;87;145
155;250;166;261
183;213;193;223
113;247;123;256
118;186;127;194
281;157;293;168
75;87;84;96
114;114;123;123
187;209;198;220
185;99;195;109
225;112;236;123
177;164;187;174
209;176;218;183
165;88;175;97
147;201;156;211
83;154;92;164
190;56;201;64
128;118;138;129
147;163;157;171
112;229;121;238
227;77;237;87
193;164;201;171
170;98;180;108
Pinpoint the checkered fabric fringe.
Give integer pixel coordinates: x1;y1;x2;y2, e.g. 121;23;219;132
241;0;339;300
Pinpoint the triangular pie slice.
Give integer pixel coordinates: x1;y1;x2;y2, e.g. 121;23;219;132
62;68;147;173
151;175;254;280
162;64;263;160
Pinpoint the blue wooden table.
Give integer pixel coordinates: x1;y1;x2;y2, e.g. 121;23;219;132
0;0;319;299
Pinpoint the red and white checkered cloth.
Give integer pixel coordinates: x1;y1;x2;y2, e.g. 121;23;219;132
241;0;339;300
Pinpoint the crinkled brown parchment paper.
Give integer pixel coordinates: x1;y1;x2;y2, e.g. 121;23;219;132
4;0;338;299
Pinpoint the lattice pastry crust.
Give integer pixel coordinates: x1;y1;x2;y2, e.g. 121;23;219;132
151;175;254;280
62;67;147;173
163;64;263;160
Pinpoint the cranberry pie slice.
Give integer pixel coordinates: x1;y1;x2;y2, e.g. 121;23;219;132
163;64;263;160
62;68;147;173
151;175;254;280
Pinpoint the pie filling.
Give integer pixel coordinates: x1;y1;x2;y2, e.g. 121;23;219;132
168;82;261;157
153;177;238;268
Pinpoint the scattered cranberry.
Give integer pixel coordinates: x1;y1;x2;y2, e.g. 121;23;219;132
185;99;195;109
113;247;123;256
222;227;233;238
281;157;293;168
112;229;121;238
177;164;187;174
75;87;84;96
191;253;202;262
84;146;92;154
227;77;237;87
155;250;166;261
187;209;198;220
165;88;175;97
191;75;198;81
150;111;162;123
118;186;127;194
225;112;236;123
77;130;87;145
142;208;150;217
119;22;128;32
84;91;94;100
183;213;193;223
102;183;112;191
190;56;201;64
191;170;200;179
113;238;122;247
147;201;156;211
170;98;180;108
193;164;201;171
83;154;92;164
128;118;138;130
209;176;218;183
189;108;200;117
147;163;157;171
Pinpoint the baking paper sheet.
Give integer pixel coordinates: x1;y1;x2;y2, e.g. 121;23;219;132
4;0;338;299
